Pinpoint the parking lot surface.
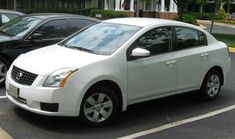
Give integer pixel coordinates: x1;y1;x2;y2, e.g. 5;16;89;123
0;53;234;139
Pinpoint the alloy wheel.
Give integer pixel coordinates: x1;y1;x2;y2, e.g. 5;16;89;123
206;74;221;97
83;93;113;123
0;61;8;83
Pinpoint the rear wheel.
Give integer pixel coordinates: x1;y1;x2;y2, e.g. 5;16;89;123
0;57;10;87
200;70;222;100
80;86;119;126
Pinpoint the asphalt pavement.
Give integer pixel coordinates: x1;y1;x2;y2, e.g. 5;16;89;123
0;53;234;139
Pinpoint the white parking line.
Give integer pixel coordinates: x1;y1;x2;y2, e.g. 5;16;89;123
0;96;7;99
118;104;235;139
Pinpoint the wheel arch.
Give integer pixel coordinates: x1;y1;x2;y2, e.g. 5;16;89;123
86;80;123;112
0;53;13;64
202;66;224;86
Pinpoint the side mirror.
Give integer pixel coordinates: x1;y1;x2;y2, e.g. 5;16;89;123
131;48;150;57
28;32;43;40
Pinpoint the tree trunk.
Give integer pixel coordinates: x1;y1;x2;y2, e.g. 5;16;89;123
199;4;203;13
227;3;230;13
214;2;218;13
179;7;184;21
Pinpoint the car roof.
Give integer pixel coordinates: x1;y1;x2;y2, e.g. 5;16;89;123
104;17;217;45
103;17;195;28
24;13;100;22
0;9;24;15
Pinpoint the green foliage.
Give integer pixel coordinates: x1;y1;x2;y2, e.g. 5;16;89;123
217;9;227;20
196;0;208;13
18;8;93;16
191;9;227;20
191;12;211;20
173;0;195;21
196;0;208;5
90;9;128;20
175;14;197;24
224;0;232;4
18;8;128;20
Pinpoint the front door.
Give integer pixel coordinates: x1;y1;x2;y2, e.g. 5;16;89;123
127;27;177;103
25;19;70;52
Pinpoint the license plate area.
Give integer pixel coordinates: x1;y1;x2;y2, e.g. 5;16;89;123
8;84;19;98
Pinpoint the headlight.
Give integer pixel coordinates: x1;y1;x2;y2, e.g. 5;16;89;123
43;68;78;88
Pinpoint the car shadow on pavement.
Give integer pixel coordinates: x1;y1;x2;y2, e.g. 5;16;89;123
12;90;229;135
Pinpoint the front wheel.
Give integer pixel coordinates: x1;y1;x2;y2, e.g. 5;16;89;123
200;70;222;100
80;86;119;126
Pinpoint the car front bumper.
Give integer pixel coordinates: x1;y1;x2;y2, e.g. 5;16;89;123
6;71;79;117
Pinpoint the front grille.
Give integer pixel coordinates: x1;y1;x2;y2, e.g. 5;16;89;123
11;66;38;86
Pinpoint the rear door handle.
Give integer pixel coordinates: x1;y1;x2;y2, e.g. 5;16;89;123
201;53;208;57
166;60;176;65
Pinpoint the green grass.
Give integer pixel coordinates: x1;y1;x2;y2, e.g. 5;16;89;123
212;33;235;48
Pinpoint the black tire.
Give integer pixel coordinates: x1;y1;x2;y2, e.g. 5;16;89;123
200;70;222;101
80;85;119;126
0;56;10;87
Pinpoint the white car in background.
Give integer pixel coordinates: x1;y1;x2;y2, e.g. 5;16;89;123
5;18;231;126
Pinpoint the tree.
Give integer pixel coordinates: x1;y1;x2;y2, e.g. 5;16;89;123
224;0;232;13
196;0;208;13
213;0;231;13
173;0;194;21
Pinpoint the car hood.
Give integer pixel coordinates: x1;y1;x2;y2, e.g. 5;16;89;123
13;44;108;76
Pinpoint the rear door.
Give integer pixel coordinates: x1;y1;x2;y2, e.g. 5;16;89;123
172;26;209;90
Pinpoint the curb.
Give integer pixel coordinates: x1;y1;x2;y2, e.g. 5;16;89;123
0;127;13;139
197;20;235;29
198;24;207;29
229;47;235;53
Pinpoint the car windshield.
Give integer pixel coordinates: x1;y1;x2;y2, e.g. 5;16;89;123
63;22;141;55
0;16;42;37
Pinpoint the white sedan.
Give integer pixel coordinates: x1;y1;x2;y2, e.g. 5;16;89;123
6;18;231;126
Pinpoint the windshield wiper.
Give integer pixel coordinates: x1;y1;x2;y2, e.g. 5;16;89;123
71;46;95;53
0;30;12;36
61;43;99;54
58;42;67;47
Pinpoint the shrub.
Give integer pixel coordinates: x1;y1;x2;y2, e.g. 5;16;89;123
18;8;128;20
191;12;216;20
216;9;227;20
18;8;93;16
90;9;128;20
190;9;227;20
175;14;197;24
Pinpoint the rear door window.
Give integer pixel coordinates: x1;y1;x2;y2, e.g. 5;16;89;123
68;18;96;34
33;19;70;39
173;27;207;51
